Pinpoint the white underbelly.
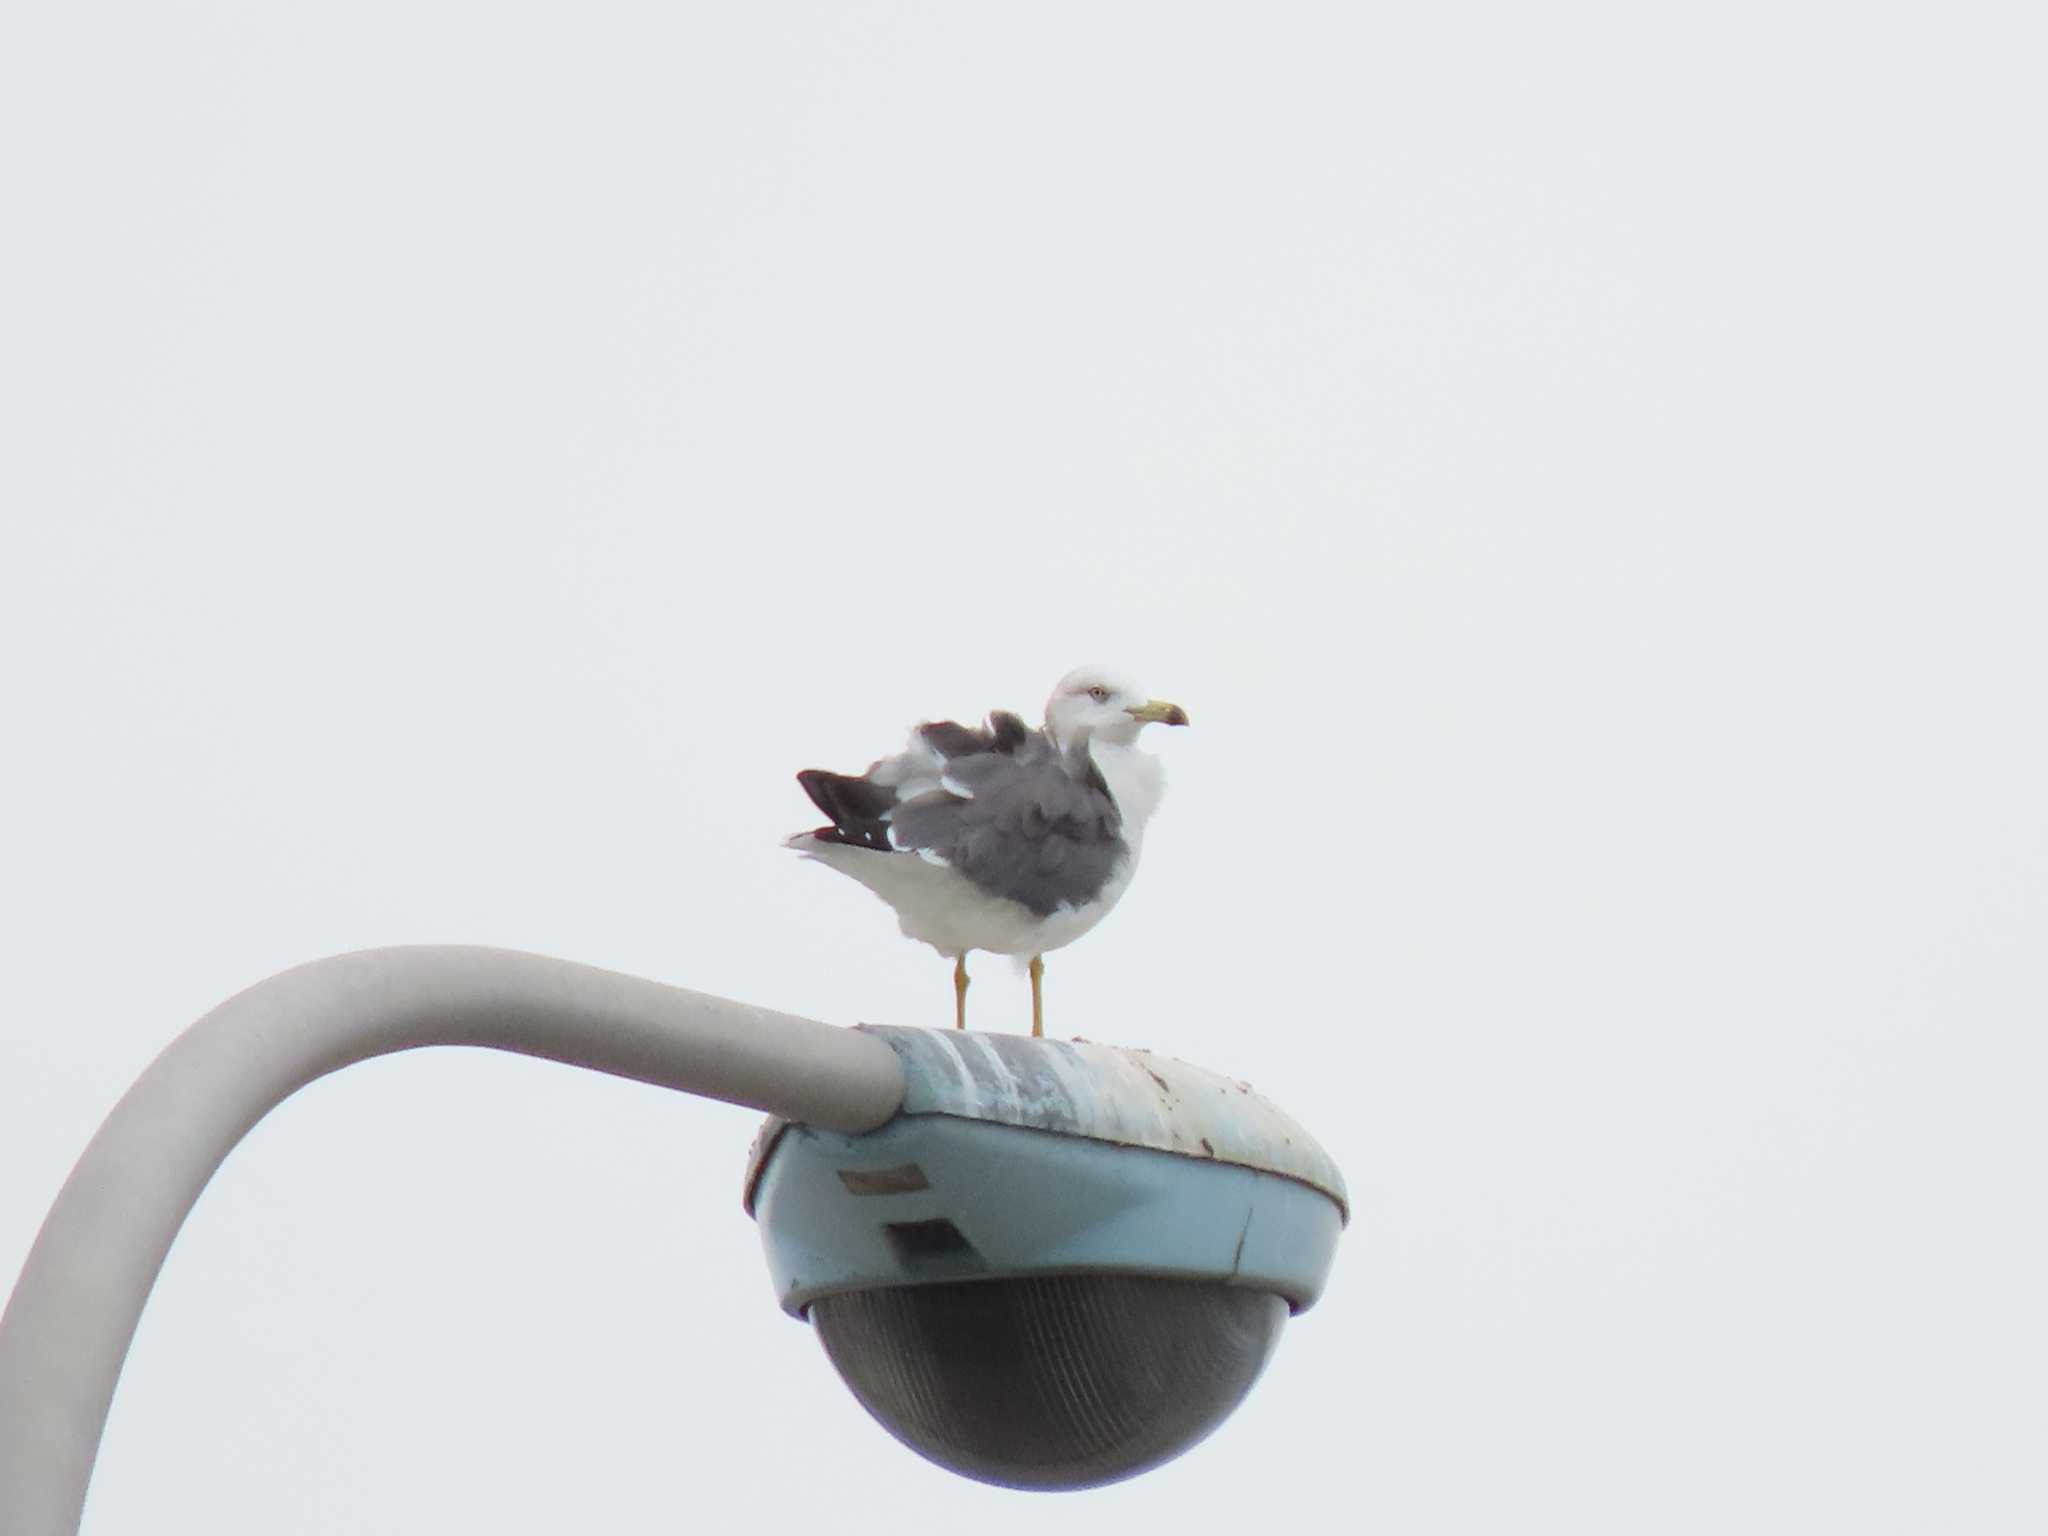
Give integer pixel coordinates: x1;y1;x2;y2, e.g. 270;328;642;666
796;836;1139;959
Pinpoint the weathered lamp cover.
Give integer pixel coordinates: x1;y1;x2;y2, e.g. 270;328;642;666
747;1027;1347;1491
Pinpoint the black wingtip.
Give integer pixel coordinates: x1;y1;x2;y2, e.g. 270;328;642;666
796;769;897;850
809;823;891;851
795;768;837;819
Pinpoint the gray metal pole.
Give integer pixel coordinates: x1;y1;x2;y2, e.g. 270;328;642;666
0;946;905;1536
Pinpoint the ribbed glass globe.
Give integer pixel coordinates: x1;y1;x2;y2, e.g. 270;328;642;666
811;1274;1287;1491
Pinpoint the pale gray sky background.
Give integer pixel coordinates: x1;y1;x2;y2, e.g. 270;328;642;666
4;4;2043;1531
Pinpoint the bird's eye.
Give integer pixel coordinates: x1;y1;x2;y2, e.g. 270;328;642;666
1087;685;1110;702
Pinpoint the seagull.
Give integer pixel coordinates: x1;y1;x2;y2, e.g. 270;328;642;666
786;666;1189;1036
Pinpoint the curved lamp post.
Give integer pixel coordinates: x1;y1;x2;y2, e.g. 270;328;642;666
0;946;1345;1531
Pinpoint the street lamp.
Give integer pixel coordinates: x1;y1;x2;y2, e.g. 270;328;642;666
0;947;1346;1532
750;1026;1346;1489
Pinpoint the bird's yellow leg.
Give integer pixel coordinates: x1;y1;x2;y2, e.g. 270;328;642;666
953;954;970;1031
1029;955;1045;1038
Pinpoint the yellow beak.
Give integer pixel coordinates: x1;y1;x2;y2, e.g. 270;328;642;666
1126;699;1190;727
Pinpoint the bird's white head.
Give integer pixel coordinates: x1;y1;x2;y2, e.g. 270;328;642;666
1043;665;1190;750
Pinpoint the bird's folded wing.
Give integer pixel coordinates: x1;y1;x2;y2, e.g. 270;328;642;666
887;746;1124;917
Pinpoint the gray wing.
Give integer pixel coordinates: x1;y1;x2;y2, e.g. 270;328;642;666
886;735;1126;918
797;712;1037;852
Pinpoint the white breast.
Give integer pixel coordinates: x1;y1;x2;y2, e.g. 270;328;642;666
1089;739;1166;845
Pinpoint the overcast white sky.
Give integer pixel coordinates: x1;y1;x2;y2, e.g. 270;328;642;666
4;3;2044;1531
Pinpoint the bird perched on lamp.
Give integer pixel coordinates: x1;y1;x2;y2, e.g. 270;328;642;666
787;666;1189;1036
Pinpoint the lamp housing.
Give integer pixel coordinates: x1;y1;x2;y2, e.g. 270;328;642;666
745;1027;1347;1491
